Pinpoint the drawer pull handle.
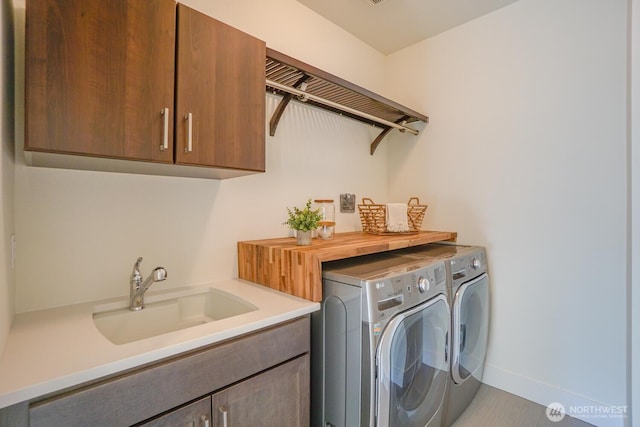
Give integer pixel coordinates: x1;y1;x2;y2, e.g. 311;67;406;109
160;108;169;151
201;414;210;427
185;113;193;153
219;406;228;427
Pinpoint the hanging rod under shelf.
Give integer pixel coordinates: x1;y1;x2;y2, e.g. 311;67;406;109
266;79;420;136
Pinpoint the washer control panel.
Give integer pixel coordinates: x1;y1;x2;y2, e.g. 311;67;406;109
363;261;446;323
450;247;487;285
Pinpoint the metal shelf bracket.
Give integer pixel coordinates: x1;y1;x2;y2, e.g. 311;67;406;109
269;75;311;137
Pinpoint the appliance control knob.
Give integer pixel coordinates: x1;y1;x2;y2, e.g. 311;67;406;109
418;277;430;293
472;258;481;269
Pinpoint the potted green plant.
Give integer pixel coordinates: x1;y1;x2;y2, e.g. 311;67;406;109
283;199;323;245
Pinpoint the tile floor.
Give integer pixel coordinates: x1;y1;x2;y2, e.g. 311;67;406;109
450;385;596;427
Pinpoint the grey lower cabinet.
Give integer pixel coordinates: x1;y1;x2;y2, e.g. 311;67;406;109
14;316;310;427
140;356;309;427
211;355;309;427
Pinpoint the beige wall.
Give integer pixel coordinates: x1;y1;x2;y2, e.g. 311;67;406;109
386;0;629;425
0;0;15;360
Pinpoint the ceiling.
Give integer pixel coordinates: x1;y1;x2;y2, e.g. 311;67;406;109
297;0;521;54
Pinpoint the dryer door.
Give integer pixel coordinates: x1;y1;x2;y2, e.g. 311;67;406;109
376;294;450;427
451;273;489;385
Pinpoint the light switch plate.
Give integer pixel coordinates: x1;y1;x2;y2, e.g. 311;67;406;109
340;193;356;213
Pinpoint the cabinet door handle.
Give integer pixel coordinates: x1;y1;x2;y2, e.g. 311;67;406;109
200;414;210;427
219;406;228;427
185;112;193;153
160;108;169;151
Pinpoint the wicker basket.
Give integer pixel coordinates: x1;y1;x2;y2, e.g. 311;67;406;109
358;197;428;235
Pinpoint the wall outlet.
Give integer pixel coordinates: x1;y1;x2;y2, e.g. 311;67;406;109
340;193;356;213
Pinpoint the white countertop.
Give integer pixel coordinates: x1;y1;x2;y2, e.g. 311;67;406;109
0;279;319;409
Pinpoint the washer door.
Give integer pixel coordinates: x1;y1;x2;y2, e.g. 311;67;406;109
376;295;450;427
451;273;489;385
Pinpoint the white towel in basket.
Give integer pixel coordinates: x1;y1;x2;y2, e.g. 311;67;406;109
386;203;409;232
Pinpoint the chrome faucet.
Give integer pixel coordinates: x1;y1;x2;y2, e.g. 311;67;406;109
129;257;168;311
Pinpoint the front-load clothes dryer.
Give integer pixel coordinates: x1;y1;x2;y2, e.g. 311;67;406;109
311;252;450;427
399;244;490;427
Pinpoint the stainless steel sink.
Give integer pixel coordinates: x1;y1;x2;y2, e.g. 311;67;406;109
93;288;259;344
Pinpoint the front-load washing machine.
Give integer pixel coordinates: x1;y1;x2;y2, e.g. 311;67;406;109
311;252;451;427
400;244;490;426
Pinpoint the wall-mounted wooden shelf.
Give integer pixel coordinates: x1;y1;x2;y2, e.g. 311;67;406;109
238;230;457;302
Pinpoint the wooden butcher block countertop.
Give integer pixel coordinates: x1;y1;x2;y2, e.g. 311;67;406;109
238;230;457;302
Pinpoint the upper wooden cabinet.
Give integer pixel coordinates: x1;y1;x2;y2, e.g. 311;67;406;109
25;0;177;163
25;0;266;177
175;5;265;171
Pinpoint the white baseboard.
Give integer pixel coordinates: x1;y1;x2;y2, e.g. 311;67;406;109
481;364;628;427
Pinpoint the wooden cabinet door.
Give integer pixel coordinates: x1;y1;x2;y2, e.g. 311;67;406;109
175;5;265;172
211;354;309;427
25;0;176;163
138;396;211;427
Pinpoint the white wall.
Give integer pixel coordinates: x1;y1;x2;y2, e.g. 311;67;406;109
386;1;629;426
12;0;391;312
631;0;639;424
0;0;15;359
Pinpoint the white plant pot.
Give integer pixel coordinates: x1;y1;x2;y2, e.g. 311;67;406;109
296;230;312;246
